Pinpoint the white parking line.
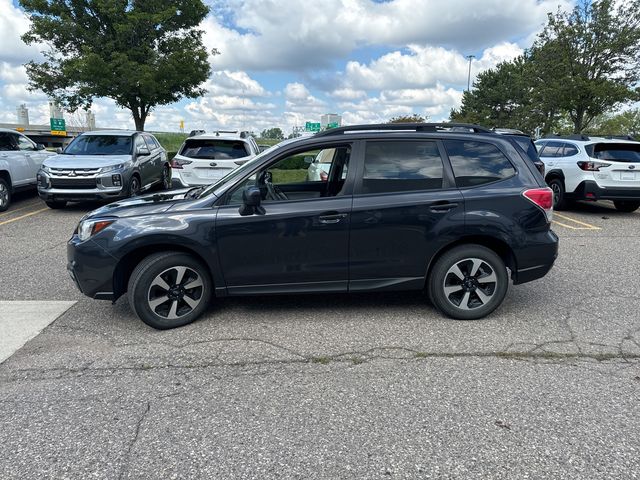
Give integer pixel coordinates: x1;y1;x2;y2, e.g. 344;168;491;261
0;301;76;364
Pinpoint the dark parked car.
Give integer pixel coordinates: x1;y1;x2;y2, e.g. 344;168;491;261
67;123;558;329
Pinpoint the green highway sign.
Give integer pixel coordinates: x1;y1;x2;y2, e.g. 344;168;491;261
327;122;339;129
305;122;321;132
50;117;66;135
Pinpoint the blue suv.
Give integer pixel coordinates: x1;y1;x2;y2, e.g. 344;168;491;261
67;123;558;329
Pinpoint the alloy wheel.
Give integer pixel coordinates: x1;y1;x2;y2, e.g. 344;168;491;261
147;266;204;320
442;258;498;310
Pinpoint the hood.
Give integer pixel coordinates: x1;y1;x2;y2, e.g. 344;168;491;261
86;188;198;219
43;154;131;169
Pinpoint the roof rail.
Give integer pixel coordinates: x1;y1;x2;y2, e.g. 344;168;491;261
603;135;637;141
313;122;493;137
543;134;591;141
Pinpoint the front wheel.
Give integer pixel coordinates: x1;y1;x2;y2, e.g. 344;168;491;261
428;245;509;320
127;252;213;329
0;178;11;212
128;175;141;197
613;200;640;213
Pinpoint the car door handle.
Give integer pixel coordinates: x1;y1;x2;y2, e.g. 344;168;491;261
429;202;458;213
318;212;348;224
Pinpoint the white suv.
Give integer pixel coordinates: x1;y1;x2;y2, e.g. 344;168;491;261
535;135;640;212
171;131;260;187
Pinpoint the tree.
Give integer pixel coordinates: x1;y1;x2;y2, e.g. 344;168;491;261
587;109;640;137
20;0;212;131
531;0;640;133
388;114;427;123
260;127;284;140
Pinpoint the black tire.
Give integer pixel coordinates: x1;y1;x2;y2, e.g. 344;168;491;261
127;252;213;330
428;245;509;320
613;200;640;213
45;200;67;209
0;177;11;212
128;174;141;197
548;178;567;210
161;164;171;190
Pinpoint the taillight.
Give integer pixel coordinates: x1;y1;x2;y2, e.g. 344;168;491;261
523;188;553;222
577;161;610;171
171;158;192;169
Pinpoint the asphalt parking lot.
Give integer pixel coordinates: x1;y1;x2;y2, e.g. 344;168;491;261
1;191;639;479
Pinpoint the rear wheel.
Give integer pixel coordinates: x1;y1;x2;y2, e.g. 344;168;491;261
548;178;567;210
428;245;508;320
0;178;10;212
127;252;213;329
613;200;640;213
45;200;67;209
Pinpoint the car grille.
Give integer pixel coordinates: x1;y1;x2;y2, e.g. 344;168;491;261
49;168;101;177
50;178;97;189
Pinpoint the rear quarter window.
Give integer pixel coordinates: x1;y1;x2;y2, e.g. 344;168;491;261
443;140;516;188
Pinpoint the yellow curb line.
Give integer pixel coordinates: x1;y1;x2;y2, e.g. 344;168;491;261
553;212;601;230
0;207;49;227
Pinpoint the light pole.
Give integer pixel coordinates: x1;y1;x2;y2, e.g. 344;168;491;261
466;55;475;92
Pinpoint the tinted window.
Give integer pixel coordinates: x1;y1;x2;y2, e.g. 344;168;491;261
0;133;16;151
539;141;564;157
64;135;132;155
361;141;443;194
589;143;640;162
563;143;579;156
181;139;250;159
444;140;516;188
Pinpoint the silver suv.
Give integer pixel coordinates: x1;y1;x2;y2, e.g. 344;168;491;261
38;130;170;209
0;128;54;212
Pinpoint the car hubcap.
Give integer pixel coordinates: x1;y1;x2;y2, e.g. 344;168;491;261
147;266;204;320
0;184;7;207
443;258;498;310
131;178;140;195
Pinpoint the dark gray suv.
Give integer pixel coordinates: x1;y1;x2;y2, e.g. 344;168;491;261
67;123;558;329
38;130;170;208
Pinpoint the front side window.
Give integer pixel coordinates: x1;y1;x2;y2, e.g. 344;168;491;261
180;139;250;160
16;134;36;151
64;135;132;155
143;135;159;150
444;140;516;188
360;141;444;194
225;145;351;205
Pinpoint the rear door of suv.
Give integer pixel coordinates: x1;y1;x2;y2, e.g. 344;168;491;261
348;138;465;291
586;142;640;190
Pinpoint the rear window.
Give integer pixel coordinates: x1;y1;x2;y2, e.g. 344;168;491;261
360;141;444;194
444;140;516;188
180;139;250;160
64;135;132;155
587;143;640;162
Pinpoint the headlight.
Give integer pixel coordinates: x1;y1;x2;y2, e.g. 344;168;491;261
77;219;115;241
41;165;51;173
100;163;126;174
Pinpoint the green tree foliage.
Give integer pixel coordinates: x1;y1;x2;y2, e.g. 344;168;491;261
388;114;427;123
587;109;640;137
451;0;640;135
20;0;213;131
260;127;284;140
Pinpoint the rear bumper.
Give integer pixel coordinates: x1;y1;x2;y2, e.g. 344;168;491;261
512;230;559;285
570;180;640;201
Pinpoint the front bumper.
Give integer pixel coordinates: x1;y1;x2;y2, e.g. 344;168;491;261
67;235;117;300
571;180;640;201
38;170;127;201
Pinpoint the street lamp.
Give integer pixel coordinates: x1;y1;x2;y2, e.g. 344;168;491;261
466;55;475;92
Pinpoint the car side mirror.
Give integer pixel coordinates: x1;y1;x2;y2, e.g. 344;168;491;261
37;143;46;150
55;147;63;154
239;186;265;216
137;146;150;156
304;155;314;164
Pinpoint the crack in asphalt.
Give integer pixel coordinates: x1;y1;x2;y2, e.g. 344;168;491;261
118;400;151;480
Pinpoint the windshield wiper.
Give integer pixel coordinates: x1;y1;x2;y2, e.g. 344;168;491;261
186;186;206;199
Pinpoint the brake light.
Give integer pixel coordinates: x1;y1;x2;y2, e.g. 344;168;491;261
577;161;610;171
523;188;553;222
171;158;192;169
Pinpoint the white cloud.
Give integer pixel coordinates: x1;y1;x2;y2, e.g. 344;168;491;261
204;70;269;97
0;0;43;64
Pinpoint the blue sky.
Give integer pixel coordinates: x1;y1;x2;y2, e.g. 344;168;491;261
1;0;574;134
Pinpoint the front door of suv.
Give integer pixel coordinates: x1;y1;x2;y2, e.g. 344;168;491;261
215;144;354;293
348;139;465;291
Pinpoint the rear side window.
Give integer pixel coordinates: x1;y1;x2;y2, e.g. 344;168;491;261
360;141;444;194
0;132;17;151
444;140;516;188
563;144;578;156
181;139;250;160
587;143;640;162
539;141;564;157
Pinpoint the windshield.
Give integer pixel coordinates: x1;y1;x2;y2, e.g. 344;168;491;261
64;135;133;155
180;139;250;159
588;143;640;162
196;143;281;198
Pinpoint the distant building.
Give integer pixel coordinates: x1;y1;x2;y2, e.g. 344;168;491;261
86;110;96;130
48;100;63;120
321;113;342;128
16;104;29;125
